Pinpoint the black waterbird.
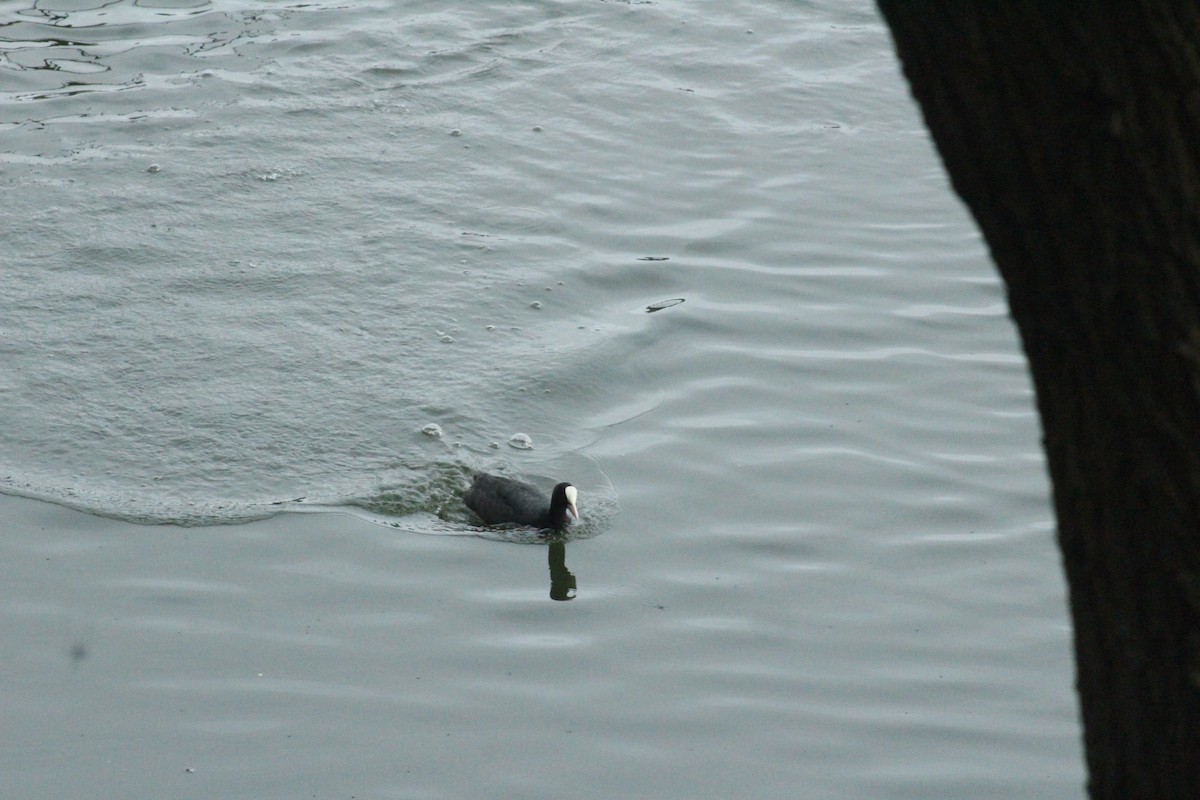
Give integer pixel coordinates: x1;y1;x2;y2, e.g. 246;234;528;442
463;473;579;530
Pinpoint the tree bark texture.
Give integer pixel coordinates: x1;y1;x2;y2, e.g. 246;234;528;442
875;4;1200;798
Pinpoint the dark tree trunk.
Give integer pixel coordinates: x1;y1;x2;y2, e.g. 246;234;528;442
875;4;1200;798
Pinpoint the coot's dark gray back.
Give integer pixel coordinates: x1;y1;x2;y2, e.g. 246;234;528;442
463;473;551;527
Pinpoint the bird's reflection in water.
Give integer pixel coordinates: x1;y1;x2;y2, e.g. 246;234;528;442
547;541;577;601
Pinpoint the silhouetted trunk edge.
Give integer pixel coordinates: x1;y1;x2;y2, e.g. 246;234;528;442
876;4;1200;798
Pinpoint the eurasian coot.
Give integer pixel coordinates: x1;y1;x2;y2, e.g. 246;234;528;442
463;473;579;530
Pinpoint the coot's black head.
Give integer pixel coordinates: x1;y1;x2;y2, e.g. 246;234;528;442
549;482;579;529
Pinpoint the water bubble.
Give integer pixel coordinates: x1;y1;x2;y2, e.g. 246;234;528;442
440;335;454;343
530;301;542;310
489;441;500;449
147;164;161;173
449;128;462;137
508;433;533;450
532;125;543;133
485;325;495;331
422;423;443;438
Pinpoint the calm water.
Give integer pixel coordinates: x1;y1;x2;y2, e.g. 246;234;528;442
1;1;1083;797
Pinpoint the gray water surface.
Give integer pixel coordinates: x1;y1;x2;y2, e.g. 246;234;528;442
2;1;1082;797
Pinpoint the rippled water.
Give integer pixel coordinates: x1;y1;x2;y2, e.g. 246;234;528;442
2;1;1083;798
